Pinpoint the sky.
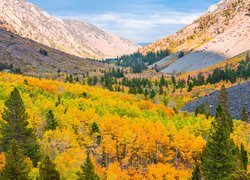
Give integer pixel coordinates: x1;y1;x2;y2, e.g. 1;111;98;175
27;0;219;43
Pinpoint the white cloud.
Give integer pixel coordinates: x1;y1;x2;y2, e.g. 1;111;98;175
56;11;202;43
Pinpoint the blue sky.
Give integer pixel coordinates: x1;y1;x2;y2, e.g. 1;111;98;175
27;0;219;43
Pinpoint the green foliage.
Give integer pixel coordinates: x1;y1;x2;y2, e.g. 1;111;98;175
218;85;234;132
191;164;201;180
45;110;58;131
218;85;229;112
90;122;100;134
104;50;170;73
77;153;100;180
240;144;248;171
0;88;40;166
0;62;22;74
90;122;102;146
23;79;28;85
195;102;211;118
185;56;250;90
241;107;248;122
39;156;60;180
0;140;30;180
201;105;236;179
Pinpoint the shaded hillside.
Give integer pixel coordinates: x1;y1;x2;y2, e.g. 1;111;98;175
183;81;250;120
0;28;109;77
0;0;139;59
178;51;249;79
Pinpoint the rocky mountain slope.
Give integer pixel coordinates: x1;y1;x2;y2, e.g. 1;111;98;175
0;28;108;76
0;0;139;59
142;0;250;73
183;80;250;120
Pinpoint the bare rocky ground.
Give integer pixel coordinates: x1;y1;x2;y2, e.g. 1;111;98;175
182;81;250;120
0;28;109;77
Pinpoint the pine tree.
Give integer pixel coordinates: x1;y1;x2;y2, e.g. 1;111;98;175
201;105;236;179
23;79;28;85
39;156;60;180
240;144;248;171
217;85;229;112
0;88;40;166
159;85;164;95
241;107;248;122
45;110;58;130
144;89;148;100
159;74;166;87
65;75;69;83
77;153;100;180
217;85;233;130
195;106;200;117
0;140;30;179
191;164;201;180
90;122;100;134
68;74;74;83
90;122;101;146
187;82;193;92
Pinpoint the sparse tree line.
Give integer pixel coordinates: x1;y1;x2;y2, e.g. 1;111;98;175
63;53;250;109
187;53;250;91
0;62;22;74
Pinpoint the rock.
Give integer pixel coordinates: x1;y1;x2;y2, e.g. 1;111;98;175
182;81;250;120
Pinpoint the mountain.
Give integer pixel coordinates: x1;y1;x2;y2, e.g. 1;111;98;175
0;28;108;77
142;0;250;74
138;42;150;47
0;0;140;59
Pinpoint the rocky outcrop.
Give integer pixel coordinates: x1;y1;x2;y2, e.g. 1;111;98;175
182;81;250;120
0;0;140;59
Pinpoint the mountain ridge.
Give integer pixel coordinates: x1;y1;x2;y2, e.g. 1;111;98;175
141;0;249;74
0;0;140;59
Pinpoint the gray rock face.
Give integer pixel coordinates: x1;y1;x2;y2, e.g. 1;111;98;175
182;81;250;120
0;0;140;59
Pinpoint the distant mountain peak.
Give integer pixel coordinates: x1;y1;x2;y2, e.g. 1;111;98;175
0;0;140;59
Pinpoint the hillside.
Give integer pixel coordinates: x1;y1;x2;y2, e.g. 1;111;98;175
0;0;140;59
0;72;248;179
0;28;108;77
178;51;249;79
142;0;250;73
183;81;250;120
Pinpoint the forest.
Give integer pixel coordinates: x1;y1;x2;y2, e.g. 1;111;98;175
0;72;248;179
104;50;170;73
